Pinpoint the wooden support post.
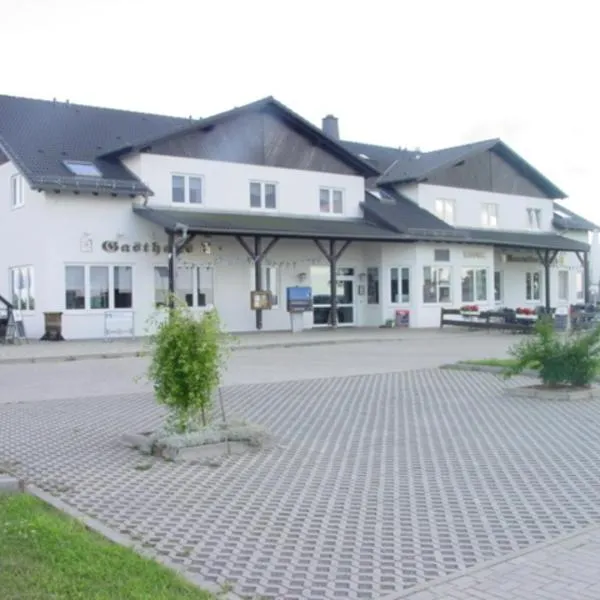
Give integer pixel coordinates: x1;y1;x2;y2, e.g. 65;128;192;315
235;235;280;330
167;231;176;309
313;239;352;328
535;249;558;313
254;236;263;330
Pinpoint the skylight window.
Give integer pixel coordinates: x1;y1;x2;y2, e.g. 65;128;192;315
63;160;102;177
554;209;571;219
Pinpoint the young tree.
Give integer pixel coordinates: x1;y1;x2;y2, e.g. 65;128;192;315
148;302;231;433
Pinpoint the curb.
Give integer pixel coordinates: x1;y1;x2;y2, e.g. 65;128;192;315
380;520;600;599
0;336;407;365
0;473;24;493
441;362;600;383
25;484;242;599
439;363;538;377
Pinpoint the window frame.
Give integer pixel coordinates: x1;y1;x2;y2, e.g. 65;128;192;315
366;267;379;305
527;207;542;230
10;174;24;209
481;203;499;227
389;266;411;304
249;264;280;308
170;264;215;309
319;187;344;215
494;270;503;304
9;265;35;312
525;270;541;302
434;198;455;224
171;173;204;205
423;266;452;304
249;180;278;211
558;269;569;302
461;267;488;303
64;264;134;311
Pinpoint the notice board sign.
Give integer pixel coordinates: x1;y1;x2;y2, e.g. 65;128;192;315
286;286;312;313
104;310;135;339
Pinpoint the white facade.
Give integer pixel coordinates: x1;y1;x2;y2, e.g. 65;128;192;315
398;182;554;231
0;133;592;340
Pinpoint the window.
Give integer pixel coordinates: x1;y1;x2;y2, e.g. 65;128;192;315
65;266;85;309
174;265;214;308
114;266;133;308
481;203;499;227
319;188;344;214
423;267;451;303
461;268;488;302
390;267;411;303
154;266;169;307
494;271;503;303
434;248;451;262
63;160;102;177
558;270;569;302
367;267;379;304
65;265;133;310
171;174;203;204
250;265;279;307
249;181;277;209
435;198;455;224
10;174;24;209
527;208;542;230
576;271;584;300
9;266;35;311
90;266;109;309
525;271;541;301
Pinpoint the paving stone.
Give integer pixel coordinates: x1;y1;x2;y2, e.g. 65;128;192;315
2;368;600;598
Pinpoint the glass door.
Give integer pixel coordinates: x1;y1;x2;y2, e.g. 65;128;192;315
310;266;355;326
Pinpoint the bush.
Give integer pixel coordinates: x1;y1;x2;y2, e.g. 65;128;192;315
148;301;232;433
504;318;600;388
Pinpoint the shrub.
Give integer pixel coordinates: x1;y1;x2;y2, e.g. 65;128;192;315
504;318;600;388
148;301;232;433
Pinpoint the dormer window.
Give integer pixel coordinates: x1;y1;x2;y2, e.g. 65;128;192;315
63;160;102;177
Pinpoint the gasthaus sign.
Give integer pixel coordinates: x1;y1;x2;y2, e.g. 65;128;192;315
101;241;194;254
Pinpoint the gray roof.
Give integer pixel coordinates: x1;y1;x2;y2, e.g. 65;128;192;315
0;95;377;197
344;137;569;202
133;206;400;241
0;95;190;195
553;203;599;231
362;190;453;232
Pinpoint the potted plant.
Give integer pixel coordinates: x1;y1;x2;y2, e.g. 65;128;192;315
460;304;480;317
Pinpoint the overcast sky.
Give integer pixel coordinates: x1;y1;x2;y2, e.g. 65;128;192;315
3;0;598;221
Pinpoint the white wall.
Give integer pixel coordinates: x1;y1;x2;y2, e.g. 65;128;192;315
127;153;366;218
397;182;555;231
0;161;51;336
7;190;387;338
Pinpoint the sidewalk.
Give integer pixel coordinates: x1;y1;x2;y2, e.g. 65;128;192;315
388;523;600;600
0;327;490;365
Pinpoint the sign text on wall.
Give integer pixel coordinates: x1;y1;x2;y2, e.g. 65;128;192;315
101;241;194;254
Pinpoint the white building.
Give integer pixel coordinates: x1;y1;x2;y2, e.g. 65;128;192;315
0;95;596;339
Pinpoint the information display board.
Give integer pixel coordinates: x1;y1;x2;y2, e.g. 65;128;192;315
286;287;312;313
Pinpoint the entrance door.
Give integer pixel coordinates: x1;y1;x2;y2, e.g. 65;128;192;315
311;266;355;326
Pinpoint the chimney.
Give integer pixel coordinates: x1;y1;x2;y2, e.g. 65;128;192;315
322;114;339;139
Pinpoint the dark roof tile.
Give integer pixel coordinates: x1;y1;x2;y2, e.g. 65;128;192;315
133;205;400;240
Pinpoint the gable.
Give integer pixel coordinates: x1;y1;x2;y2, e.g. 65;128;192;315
145;111;359;176
425;148;549;198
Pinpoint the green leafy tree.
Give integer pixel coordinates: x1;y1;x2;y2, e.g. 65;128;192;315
148;301;232;433
504;317;600;388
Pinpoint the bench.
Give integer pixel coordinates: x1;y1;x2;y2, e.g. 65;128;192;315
440;308;536;333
